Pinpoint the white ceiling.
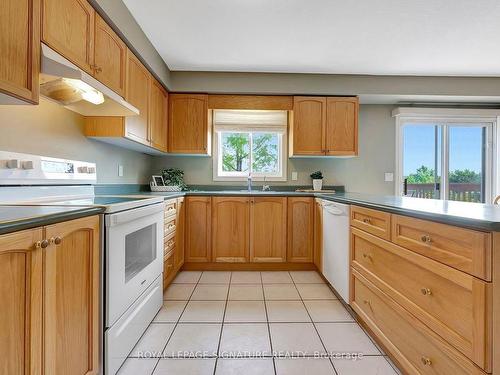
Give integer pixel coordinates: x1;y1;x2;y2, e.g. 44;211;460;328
123;0;500;76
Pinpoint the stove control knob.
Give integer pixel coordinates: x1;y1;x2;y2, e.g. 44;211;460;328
6;159;19;169
21;160;34;170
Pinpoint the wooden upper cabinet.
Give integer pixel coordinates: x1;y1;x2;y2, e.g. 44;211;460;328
0;0;40;104
43;216;100;375
0;228;43;375
185;196;212;262
42;0;95;74
290;96;358;157
93;14;126;97
149;78;168;152
212;197;250;263
168;94;209;154
249;197;287;263
325;97;359;155
125;49;150;145
287;197;314;262
290;96;326;156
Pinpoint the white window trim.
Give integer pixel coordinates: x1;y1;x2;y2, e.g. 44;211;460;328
393;108;499;203
212;110;288;182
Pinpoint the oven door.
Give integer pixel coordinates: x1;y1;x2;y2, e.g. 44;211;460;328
105;202;164;327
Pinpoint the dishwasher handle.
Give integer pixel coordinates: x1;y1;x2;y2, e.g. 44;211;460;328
323;202;348;216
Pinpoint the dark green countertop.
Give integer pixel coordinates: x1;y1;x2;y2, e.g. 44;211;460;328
0;206;104;235
137;190;500;232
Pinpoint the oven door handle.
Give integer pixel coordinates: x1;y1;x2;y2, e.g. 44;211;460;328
105;203;164;227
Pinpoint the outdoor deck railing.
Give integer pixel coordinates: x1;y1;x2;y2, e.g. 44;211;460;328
407;183;482;203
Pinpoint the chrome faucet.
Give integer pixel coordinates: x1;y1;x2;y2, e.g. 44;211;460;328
247;174;252;192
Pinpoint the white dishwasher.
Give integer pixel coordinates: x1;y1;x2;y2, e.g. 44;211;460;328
321;200;350;303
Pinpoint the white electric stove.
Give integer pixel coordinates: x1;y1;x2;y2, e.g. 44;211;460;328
0;151;165;375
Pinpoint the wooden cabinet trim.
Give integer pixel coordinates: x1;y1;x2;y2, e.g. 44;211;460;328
208;95;293;110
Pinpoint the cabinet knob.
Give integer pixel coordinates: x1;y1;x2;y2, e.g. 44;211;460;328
39;239;49;249
362;218;371;224
420;288;432;296
54;236;62;245
420;234;432;243
362;253;373;262
420;357;432;366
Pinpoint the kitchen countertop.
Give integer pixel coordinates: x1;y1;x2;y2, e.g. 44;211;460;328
0;206;105;235
140;190;500;232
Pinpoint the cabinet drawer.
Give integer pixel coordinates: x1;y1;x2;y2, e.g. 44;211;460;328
164;199;177;218
352;228;491;370
350;206;391;240
351;271;487;375
164;217;177;237
391;215;492;280
164;233;175;257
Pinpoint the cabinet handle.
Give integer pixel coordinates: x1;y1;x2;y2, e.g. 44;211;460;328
362;253;373;262
39;239;49;249
420;288;432;296
362;218;371;224
420;234;432;243
94;66;102;73
420;357;432;366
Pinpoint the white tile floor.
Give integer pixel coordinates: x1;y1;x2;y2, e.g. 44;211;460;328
118;271;400;375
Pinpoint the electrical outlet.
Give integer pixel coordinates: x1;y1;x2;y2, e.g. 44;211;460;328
384;172;394;182
291;171;298;181
118;165;124;177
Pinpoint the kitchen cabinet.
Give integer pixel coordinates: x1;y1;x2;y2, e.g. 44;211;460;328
325;97;358;155
0;228;43;375
212;197;250;262
249;197;287;262
290;96;358;156
0;0;40;104
313;198;323;271
124;49;150;145
149;79;169;152
287;197;314;262
42;0;95;75
175;197;186;269
185;196;212;262
168;94;210;154
93;13;126;97
43;215;100;375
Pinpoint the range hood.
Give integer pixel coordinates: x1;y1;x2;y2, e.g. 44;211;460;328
40;44;139;116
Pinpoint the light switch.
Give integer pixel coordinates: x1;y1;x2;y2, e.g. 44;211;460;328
118;165;124;177
291;171;298;181
384;172;394;182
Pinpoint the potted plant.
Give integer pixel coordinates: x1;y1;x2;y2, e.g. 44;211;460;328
161;168;187;191
310;170;324;191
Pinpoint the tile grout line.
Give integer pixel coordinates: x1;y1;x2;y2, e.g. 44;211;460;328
261;272;277;375
289;271;339;375
213;271;233;375
149;271;202;375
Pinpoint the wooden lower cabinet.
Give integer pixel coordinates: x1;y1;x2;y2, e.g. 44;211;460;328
0;216;100;375
212;197;250;262
313;198;323;271
352;270;487;375
185;196;212;262
174;197;185;269
249;197;287;262
0;228;43;375
43;216;100;375
287;197;314;262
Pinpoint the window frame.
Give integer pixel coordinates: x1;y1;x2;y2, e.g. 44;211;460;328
212;111;288;182
393;108;498;203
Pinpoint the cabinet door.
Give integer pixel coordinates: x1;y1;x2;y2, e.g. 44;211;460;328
149;79;168;152
42;0;95;74
43;216;99;375
287;197;314;262
0;0;40;104
249;197;287;262
325;97;359;156
174;197;185;269
125;49;150;145
290;96;326;156
0;228;43;375
313;198;323;271
168;94;209;154
185;197;211;262
212;197;250;262
93;14;126;97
